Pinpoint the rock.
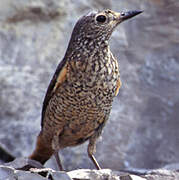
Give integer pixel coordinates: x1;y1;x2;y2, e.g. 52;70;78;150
0;166;48;180
0;166;15;180
0;0;179;171
68;169;120;180
0;146;14;163
5;157;44;170
1;158;179;180
52;171;72;180
145;169;179;180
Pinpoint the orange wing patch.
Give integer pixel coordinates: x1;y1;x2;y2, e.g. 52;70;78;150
53;64;68;92
115;78;122;96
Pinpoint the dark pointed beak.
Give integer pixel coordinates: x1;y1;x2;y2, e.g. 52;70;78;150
120;10;143;21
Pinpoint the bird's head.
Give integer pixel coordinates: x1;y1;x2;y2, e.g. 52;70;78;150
70;9;142;44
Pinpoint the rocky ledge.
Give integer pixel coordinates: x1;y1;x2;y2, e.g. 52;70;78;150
1;158;179;180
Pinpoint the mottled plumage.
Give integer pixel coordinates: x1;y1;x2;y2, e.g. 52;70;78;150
29;9;142;170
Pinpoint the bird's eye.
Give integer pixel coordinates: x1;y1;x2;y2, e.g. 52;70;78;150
121;12;125;17
96;15;107;23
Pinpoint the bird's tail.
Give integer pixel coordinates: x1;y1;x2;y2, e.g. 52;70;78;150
29;131;54;165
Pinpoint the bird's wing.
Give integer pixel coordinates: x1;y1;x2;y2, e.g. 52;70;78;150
41;58;68;127
115;78;122;96
110;52;121;96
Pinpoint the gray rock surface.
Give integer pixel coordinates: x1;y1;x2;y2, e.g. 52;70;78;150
1;159;179;180
0;0;179;171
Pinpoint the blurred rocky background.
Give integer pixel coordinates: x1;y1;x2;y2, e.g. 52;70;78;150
0;0;179;172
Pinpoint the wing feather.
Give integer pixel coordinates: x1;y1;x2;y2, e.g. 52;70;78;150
110;52;121;96
41;58;67;127
115;78;122;96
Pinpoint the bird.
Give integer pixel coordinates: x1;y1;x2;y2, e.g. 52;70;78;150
29;9;142;171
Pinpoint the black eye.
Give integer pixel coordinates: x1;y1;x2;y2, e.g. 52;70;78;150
96;15;106;23
121;12;125;16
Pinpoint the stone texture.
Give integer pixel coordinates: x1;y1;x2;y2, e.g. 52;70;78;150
0;0;179;172
0;166;15;180
145;169;179;180
68;169;120;180
1;160;179;180
5;157;43;170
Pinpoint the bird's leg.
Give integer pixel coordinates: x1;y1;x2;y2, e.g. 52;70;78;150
54;151;64;171
88;137;101;170
52;130;64;171
89;153;101;170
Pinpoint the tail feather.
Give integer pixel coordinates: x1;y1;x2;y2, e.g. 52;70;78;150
29;131;54;165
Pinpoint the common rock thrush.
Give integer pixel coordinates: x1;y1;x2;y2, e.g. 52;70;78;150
29;9;142;170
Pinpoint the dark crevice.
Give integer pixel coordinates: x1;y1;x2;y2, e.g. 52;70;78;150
0;146;15;163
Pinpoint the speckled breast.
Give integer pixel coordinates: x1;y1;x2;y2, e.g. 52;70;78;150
43;48;119;148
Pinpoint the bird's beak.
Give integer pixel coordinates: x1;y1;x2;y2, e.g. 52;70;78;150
116;10;143;22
